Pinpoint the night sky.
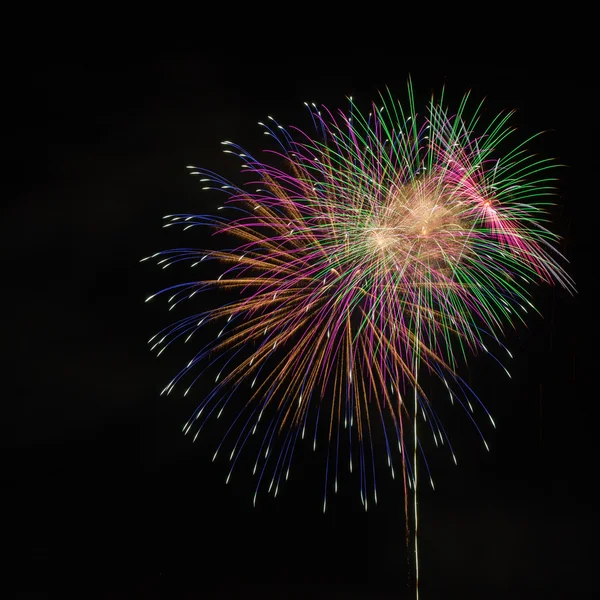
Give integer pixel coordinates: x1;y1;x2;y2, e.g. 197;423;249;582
6;37;595;599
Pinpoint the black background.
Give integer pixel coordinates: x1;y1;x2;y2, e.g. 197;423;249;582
5;27;595;600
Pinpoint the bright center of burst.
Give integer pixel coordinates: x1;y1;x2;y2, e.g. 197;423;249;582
373;231;392;248
366;179;470;271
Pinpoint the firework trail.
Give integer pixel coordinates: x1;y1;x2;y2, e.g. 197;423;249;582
143;82;573;596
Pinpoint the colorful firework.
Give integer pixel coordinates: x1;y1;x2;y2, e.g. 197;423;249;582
143;82;573;595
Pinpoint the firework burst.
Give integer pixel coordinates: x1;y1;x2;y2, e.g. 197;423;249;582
143;82;573;595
